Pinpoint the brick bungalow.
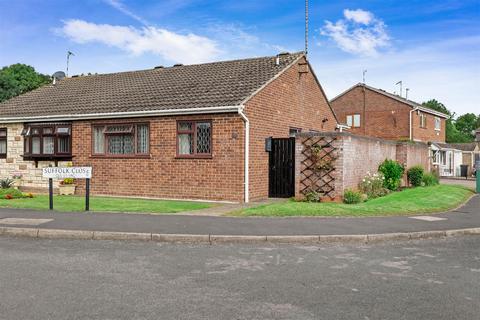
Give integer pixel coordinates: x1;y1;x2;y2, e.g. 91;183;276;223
330;83;449;143
0;52;338;203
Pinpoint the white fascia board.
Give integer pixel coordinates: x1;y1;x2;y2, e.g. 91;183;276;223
0;106;241;123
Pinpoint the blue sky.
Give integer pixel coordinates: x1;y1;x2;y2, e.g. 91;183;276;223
0;0;479;114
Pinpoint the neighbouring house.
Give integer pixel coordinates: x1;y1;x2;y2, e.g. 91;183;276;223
0;52;338;203
330;83;449;143
431;128;480;177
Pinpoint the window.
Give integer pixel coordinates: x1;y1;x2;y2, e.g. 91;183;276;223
0;128;6;158
346;115;352;127
440;151;447;165
434;117;441;131
177;121;212;157
22;124;72;158
92;123;149;156
289;127;302;137
419;113;427;128
353;114;361;127
347;114;361;127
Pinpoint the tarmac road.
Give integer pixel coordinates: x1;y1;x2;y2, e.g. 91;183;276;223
1;236;479;319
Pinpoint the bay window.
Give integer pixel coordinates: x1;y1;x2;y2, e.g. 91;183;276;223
92;123;149;156
177;120;212;157
0;128;6;158
22;124;72;158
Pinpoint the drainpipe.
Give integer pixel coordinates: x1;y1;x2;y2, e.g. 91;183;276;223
238;106;250;203
409;107;419;141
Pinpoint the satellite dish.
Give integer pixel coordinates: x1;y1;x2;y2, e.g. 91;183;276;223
52;71;66;81
53;71;66;80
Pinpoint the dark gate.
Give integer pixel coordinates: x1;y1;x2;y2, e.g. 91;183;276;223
269;138;295;198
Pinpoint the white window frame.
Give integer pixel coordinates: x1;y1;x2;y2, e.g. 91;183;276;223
346;115;353;127
434;117;441;131
353;114;361;127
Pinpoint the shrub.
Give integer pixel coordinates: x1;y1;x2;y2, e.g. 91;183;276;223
422;172;439;186
407;166;424;187
61;178;75;185
343;189;363;204
0;188;28;199
359;172;386;199
0;178;15;189
304;190;321;202
378;159;404;191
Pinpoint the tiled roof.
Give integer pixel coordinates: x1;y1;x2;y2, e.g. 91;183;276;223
0;52;304;120
331;83;450;118
447;143;478;151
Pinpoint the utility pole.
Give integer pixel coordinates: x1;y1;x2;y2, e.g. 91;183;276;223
66;51;75;77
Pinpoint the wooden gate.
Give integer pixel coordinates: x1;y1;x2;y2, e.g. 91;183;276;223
269;138;295;198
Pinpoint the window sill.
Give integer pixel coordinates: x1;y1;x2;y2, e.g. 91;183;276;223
21;154;73;160
90;154;152;159
175;155;213;160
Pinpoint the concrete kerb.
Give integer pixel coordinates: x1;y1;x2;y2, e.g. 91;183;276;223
0;227;479;243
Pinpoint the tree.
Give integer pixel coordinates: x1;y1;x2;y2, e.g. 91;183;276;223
0;64;51;103
422;99;452;117
455;113;479;139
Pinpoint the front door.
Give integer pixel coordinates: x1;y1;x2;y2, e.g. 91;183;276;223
268;138;295;198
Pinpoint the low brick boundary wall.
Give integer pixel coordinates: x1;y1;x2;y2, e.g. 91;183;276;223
295;132;430;201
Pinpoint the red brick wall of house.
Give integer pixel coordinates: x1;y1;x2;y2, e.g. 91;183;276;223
72;113;245;202
330;86;446;143
245;57;338;200
411;111;446;143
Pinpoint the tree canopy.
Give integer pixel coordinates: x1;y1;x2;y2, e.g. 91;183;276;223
0;64;51;103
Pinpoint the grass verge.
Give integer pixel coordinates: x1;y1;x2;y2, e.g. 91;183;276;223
235;185;474;217
0;194;212;214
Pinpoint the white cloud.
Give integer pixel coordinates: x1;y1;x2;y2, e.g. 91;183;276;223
60;19;220;64
320;9;390;57
343;9;374;25
103;0;149;26
311;36;480;114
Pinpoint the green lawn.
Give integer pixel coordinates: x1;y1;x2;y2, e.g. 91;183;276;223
235;185;474;217
0;193;213;214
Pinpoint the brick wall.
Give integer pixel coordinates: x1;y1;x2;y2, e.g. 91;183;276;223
0;123;69;191
331;86;446;143
295;132;431;200
245;57;338;200
72;113;245;202
411;111;446;143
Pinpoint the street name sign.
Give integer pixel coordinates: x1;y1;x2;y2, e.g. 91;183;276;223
42;167;92;179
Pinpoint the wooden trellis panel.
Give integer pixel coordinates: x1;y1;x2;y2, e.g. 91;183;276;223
300;136;338;199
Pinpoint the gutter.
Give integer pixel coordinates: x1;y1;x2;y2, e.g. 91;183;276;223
238;106;250;203
409;107;419;141
0;106;240;123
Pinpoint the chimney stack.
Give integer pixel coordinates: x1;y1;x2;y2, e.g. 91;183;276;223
475;128;480;142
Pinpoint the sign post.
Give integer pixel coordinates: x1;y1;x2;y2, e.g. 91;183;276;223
42;167;93;211
49;178;53;210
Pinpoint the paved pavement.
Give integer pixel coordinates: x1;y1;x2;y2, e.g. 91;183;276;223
0;195;478;236
0;236;478;319
441;178;476;189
